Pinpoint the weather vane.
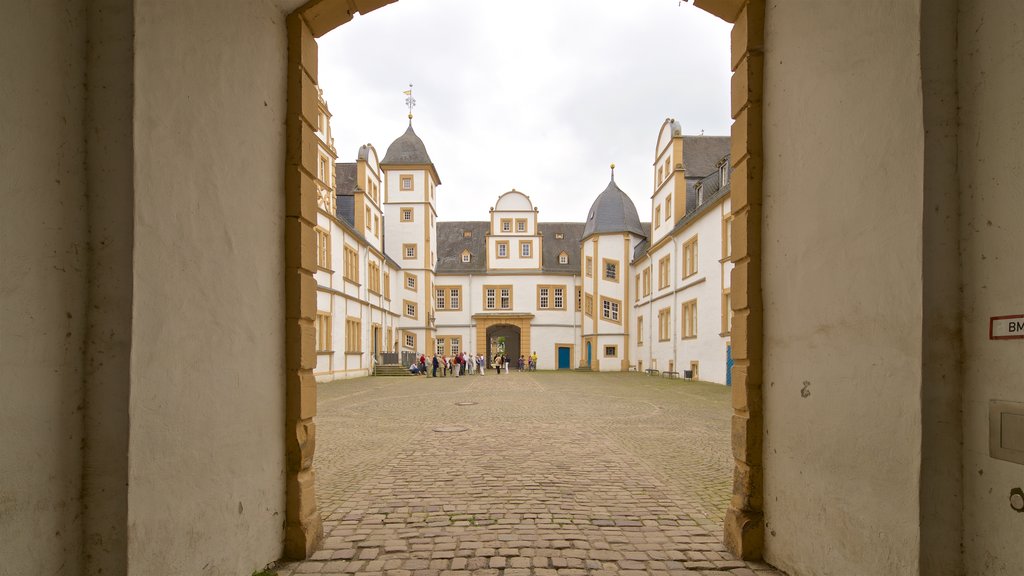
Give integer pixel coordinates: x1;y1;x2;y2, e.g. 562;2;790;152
403;84;416;120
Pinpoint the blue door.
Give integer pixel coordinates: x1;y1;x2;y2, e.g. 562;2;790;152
557;346;570;369
726;344;734;386
586;342;592;368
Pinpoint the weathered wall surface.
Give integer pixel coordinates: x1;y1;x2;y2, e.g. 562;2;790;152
958;1;1024;574
761;1;925;574
128;0;291;572
0;2;88;574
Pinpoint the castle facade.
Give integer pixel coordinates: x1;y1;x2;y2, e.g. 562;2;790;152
313;94;734;383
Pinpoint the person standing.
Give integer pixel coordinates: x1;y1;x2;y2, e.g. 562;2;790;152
432;354;439;377
530;351;538;371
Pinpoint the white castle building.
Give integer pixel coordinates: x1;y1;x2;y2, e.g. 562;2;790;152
313;93;734;383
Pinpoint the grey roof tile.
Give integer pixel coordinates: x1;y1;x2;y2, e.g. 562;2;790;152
581;179;646;240
381;123;433;166
539;222;584;273
435;222;489;274
681;135;730;178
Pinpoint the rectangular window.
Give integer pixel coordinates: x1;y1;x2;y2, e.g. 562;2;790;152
482;285;512;310
602;258;618;282
383;271;391;300
664;158;671;182
658;255;670;289
665;196;672;222
315;311;332;352
449;287;461;310
575;286;582;312
365;207;372;230
500;218;512;233
637;317;644;346
601;297;621;323
403;331;416;350
345;318;361;353
403;243;417;260
404;300;418;319
536;284;566;311
436;288;446;310
723;215;733;260
405;273;417;292
520;241;532;258
374;215;380;238
722;289;733;335
436;337;445;355
655;205;661;228
658;307;671;341
315;227;330;270
683;236;698;278
604;345;618;358
585;256;593;277
515;218;527;233
584;294;594;317
635;273;640;301
643;268;651;296
450;337;461;355
400;175;413;191
496;241;509;258
343;246;359;283
368;262;381;294
401;207;414;222
682;299;698;339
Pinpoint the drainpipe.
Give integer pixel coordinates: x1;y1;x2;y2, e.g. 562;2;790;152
572;273;578;367
672;233;679;371
467;273;473;354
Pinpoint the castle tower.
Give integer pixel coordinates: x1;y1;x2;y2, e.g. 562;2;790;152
380;120;440;354
580;166;646;371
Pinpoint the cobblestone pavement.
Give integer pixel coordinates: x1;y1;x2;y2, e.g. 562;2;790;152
275;371;783;576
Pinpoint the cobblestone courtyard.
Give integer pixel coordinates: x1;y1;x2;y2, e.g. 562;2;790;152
276;371;782;576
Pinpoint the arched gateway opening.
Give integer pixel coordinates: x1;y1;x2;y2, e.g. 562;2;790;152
486;324;521;368
284;0;764;562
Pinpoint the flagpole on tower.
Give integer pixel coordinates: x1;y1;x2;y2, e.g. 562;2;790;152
403;84;416;122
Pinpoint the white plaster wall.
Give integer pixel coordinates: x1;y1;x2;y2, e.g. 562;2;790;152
0;2;87;573
762;1;925;574
958;1;1024;573
129;1;288;572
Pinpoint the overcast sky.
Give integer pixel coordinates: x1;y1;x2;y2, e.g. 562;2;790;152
318;0;731;223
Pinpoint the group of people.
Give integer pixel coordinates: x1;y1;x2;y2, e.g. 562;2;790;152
408;351;539;376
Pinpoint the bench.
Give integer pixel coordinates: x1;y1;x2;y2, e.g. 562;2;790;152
645;369;661;376
662;371;680;378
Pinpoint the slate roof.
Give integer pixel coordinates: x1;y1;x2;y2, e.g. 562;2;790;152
539;222;585;274
334;162;358;226
681;136;730;179
435;221;490;274
434;221;586;275
381;123;434;166
581;179;646;240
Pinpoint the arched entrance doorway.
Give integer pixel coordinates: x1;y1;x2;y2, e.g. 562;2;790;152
485;324;521;367
284;0;764;561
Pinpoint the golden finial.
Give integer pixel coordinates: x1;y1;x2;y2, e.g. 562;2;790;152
610;163;616;180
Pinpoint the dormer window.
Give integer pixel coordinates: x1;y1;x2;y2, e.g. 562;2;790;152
695;182;704;206
558;251;569;265
554;233;564;240
720;162;729;187
461;250;471;263
463;230;472;238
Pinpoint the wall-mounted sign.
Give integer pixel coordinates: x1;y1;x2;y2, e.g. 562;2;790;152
990;314;1024;340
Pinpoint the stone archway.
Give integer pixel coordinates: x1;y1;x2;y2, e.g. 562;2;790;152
485;324;521;368
284;0;764;561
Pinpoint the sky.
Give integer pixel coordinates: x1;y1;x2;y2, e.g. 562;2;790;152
317;0;731;223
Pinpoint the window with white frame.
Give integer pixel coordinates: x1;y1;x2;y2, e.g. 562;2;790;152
558;251;568;265
520;241;531;258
